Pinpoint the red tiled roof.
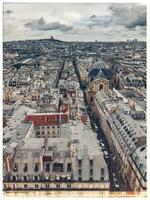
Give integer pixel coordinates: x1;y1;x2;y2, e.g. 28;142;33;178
25;113;68;126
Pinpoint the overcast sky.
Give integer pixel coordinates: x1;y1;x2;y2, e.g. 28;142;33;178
3;3;146;42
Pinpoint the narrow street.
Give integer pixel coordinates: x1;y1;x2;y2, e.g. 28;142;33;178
72;57;123;192
55;60;65;88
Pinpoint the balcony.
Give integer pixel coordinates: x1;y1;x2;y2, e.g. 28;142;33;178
54;172;72;182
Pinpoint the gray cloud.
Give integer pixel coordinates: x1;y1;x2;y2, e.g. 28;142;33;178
25;17;73;32
109;4;146;28
3;4;146;42
126;15;146;28
76;15;112;29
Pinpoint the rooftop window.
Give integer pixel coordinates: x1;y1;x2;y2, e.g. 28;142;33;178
139;163;143;170
135;141;137;146
134;156;138;162
140;146;146;152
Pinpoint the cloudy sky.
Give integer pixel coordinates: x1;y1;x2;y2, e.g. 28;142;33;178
3;3;146;42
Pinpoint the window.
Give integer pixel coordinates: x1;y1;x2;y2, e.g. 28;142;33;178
67;163;71;172
78;177;82;181
23;153;27;158
35;126;40;129
52;126;55;129
139;163;143;170
140;146;146;152
23;176;27;181
24;184;28;189
34;163;39;172
34;152;40;157
3;184;6;189
101;177;104;181
78;159;82;167
53;163;63;172
101;168;104;175
90;177;93;181
13;163;18;172
13;184;16;189
46;163;50;172
35;184;39;189
135;156;138;162
67;184;71;189
144;172;147;181
90;169;93;176
78;169;82;176
17;153;22;158
36;131;40;137
12;176;16;181
34;176;38;181
47;131;50;135
46;184;49;189
56;184;60;189
42;131;45;135
90;159;93;166
23;163;28;173
99;84;103;90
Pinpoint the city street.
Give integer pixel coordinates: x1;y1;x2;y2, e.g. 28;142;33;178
81;90;125;192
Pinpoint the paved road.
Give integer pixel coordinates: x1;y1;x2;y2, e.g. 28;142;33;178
88;109;127;191
84;101;126;192
73;59;123;191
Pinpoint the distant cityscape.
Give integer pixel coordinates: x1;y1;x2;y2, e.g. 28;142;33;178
3;35;146;196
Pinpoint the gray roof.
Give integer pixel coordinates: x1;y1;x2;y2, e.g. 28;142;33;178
132;145;147;181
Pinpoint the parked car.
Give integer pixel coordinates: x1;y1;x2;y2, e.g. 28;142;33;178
113;177;120;189
103;150;109;159
100;139;103;143
100;142;106;150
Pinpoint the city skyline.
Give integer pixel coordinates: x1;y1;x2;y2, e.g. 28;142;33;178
3;3;146;42
3;2;147;196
